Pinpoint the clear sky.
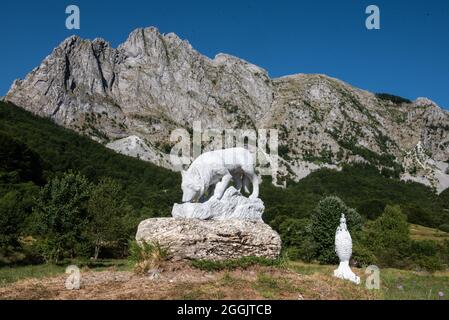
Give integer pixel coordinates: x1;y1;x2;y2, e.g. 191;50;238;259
1;0;448;108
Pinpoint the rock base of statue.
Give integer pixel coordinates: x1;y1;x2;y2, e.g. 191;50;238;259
172;187;264;221
135;218;282;261
333;261;361;284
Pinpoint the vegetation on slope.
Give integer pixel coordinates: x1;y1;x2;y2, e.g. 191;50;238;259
1;101;449;272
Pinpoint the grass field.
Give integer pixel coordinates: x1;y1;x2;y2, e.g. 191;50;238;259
409;224;449;242
0;259;130;287
0;259;447;300
289;262;448;300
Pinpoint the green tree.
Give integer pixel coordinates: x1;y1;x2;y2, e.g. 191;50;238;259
310;196;362;264
0;132;44;185
87;178;134;259
32;172;92;263
275;218;317;262
363;205;411;268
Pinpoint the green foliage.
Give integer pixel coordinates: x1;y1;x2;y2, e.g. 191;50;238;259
262;163;448;228
439;224;449;233
409;240;444;272
1;101;449;271
128;240;170;274
270;216;317;262
0;102;181;263
363;205;411;268
310;196;362;264
351;241;377;267
87;178;135;260
0;185;38;250
375;93;412;104
31;172;93;263
0;102;181;215
0;132;44;185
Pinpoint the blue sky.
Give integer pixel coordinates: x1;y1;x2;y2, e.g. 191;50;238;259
1;0;448;108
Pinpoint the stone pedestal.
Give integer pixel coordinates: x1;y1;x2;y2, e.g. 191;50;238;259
135;218;281;261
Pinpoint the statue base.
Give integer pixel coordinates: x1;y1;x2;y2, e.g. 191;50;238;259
135;218;282;261
333;261;361;284
172;187;264;221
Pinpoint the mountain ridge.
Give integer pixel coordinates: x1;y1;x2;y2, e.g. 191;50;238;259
5;26;449;192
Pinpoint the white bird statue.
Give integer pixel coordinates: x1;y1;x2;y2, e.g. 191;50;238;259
333;214;360;284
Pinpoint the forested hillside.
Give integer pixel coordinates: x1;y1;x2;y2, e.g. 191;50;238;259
1;101;448;267
0;101;181;216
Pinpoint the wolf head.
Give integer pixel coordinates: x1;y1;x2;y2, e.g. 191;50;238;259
181;169;204;203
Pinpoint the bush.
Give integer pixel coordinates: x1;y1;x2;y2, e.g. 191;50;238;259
310;196;362;264
31;172;93;263
363;205;411;268
375;93;412;104
409;240;445;272
276;218;318;262
413;256;444;272
128;241;170;274
277;218;309;247
351;241;377;267
357;199;386;220
87;178;135;260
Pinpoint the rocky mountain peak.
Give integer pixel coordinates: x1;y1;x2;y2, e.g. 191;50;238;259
5;26;449;192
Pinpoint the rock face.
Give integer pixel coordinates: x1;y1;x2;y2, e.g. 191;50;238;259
135;218;282;261
172;187;264;221
5;26;449;191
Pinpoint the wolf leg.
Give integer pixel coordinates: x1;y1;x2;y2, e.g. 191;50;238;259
212;173;232;200
242;165;259;199
232;173;243;191
248;173;259;199
242;174;251;194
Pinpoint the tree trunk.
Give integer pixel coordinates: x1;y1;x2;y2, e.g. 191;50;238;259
94;241;100;260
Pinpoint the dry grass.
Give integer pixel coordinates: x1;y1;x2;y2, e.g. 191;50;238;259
409;224;449;242
1;260;447;300
0;262;376;300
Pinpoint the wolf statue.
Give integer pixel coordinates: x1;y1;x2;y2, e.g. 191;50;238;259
181;147;259;203
173;147;263;220
138;147;282;260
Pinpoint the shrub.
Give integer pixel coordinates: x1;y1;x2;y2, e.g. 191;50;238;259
409;240;445;272
356;199;386;220
87;178;135;260
438;224;449;233
363;205;411;268
0;187;38;252
277;218;310;247
413;256;444;272
351;241;377;267
375;93;412;104
128;240;170;274
310;196;362;264
31;172;93;263
276;218;318;262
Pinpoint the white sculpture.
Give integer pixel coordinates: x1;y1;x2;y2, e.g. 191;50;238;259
173;186;264;221
334;214;360;284
181;147;259;203
137;148;282;261
173;148;263;220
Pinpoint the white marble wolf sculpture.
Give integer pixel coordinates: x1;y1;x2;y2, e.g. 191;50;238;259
181;147;259;203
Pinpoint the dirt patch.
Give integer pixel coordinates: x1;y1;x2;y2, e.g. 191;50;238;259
0;264;376;300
